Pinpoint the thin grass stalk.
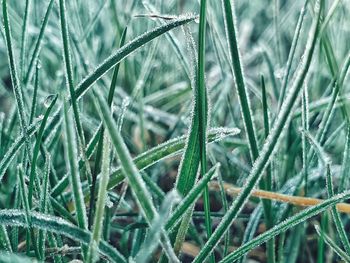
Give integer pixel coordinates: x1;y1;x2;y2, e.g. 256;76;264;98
0;226;12;252
2;0;31;157
20;0;31;81
197;1;213;261
24;0;55;85
38;155;51;259
278;0;308;110
261;75;275;263
87;132;110;263
28;95;57;208
29;64;39;124
17;165;40;258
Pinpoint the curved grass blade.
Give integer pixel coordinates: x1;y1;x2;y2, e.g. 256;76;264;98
0;210;126;263
193;0;323;261
219;190;350;263
74;14;197;99
163;25;201;259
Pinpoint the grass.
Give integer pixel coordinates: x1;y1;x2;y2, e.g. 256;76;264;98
0;0;350;262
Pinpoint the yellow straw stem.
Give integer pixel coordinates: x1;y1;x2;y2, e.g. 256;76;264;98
209;182;350;214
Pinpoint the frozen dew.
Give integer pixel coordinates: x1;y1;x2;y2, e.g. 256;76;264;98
44;94;57;108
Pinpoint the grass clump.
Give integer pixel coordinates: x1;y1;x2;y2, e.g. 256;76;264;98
0;0;350;262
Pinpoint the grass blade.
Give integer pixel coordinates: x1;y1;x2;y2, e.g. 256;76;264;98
87;132;110;263
63;102;87;230
197;1;213;259
2;0;30;154
24;0;55;85
221;0;259;162
28;94;58;208
20;0;31;80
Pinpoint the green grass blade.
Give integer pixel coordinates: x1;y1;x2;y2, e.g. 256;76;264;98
59;0;84;142
261;75;275;263
221;0;259;162
28;94;58;208
87;132;110;263
197;0;213;258
29;64;39;124
63;102;87;231
20;0;31;80
2;0;30;153
38;154;51;259
17;165;39;258
96;90;157;222
0;225;12;252
24;0;55;85
193;0;323;261
278;0;308;109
